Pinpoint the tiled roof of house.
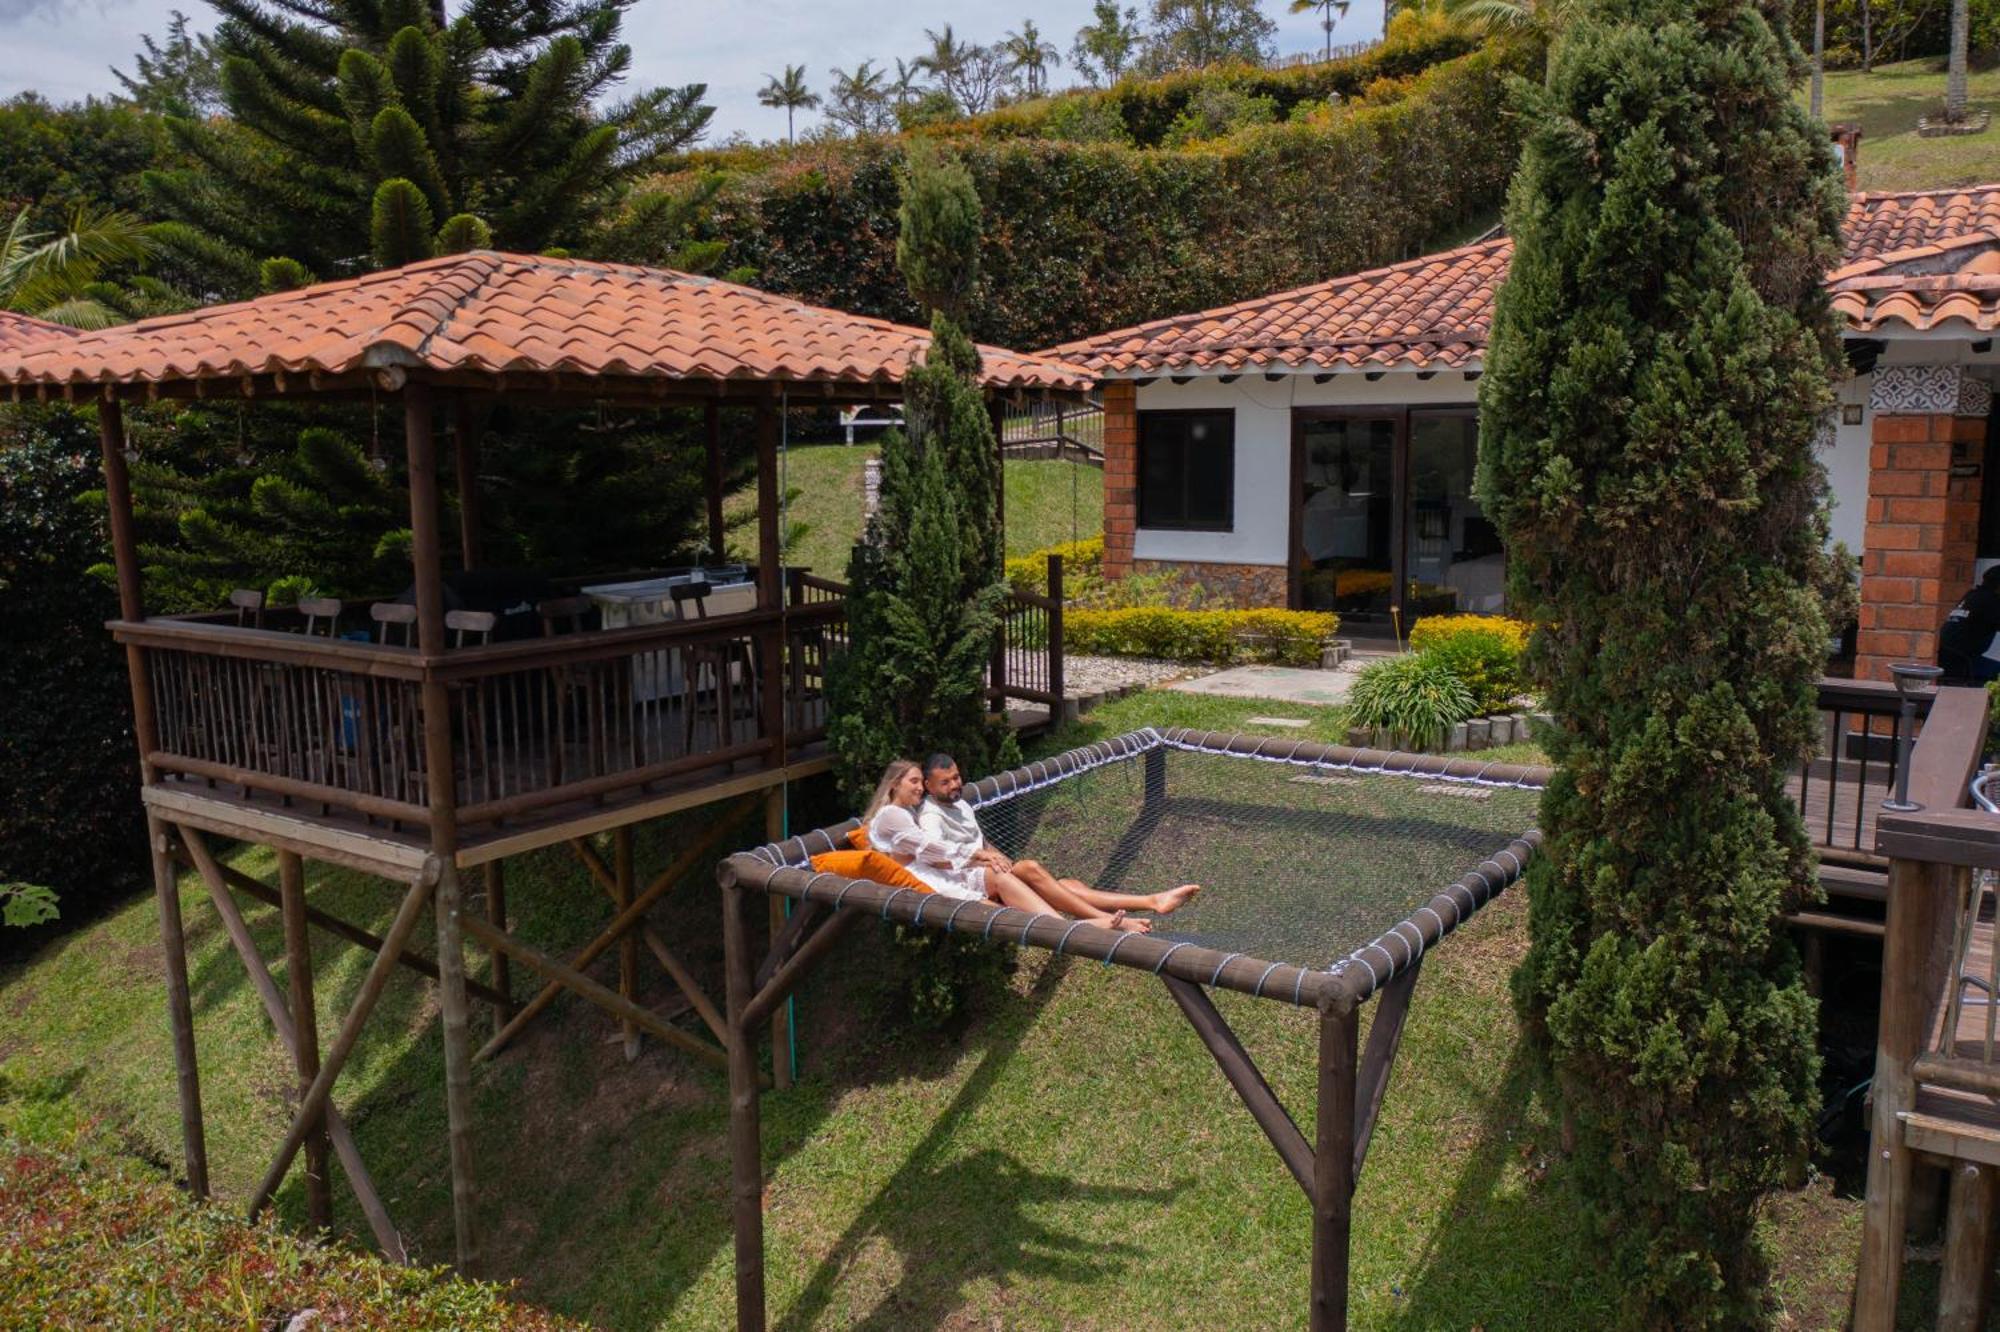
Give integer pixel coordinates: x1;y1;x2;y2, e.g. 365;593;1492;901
1055;184;2000;374
0;251;1094;395
0;310;79;353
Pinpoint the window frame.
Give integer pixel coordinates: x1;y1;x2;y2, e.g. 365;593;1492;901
1136;407;1236;533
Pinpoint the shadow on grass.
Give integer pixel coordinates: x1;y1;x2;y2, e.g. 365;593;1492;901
1379;1041;1615;1331
774;957;1179;1332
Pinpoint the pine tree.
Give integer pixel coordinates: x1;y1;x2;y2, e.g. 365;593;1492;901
828;144;1014;799
144;0;714;296
1476;0;1847;1320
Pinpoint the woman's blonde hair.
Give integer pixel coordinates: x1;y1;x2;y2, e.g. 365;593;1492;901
862;758;920;825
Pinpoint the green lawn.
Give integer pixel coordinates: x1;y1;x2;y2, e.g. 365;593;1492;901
723;444;1103;578
1816;58;2000;190
0;689;1915;1330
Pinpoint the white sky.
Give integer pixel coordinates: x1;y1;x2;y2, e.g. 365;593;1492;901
0;0;1388;143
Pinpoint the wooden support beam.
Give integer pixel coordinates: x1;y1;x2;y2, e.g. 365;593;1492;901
765;788;791;1091
615;825;640;1061
1311;1001;1358;1332
1352;960;1419;1178
165;842;506;1007
146;819;208;1197
740;908;862;1033
453;395;484;570
1162;976;1314;1195
485;860;514;1036
757;900;825;989
705;400;726;558
177;827;407;1261
461;913;728;1070
1941;1160;1998;1331
244;859;435;1222
724;878;768;1332
279;851;332;1230
754;397;786;764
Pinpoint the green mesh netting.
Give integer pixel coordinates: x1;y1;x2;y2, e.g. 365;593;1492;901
969;742;1542;972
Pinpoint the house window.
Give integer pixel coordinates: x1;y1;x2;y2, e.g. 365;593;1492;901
1138;409;1234;531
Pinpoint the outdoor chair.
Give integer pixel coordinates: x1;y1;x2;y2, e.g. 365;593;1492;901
297;597;343;638
228;588;265;628
536;595;605;786
370;601;416;646
671;581;755;752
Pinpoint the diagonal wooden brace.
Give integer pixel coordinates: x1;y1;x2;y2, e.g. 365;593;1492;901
247;858;437;1220
757;899;826;989
1352;959;1420;1178
740;907;862;1034
176;827;407;1259
1163;975;1315;1196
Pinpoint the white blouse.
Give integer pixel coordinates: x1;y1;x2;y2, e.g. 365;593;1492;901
868;804;968;868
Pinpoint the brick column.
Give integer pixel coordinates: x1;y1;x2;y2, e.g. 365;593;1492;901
1101;379;1137;578
1855;368;1989;682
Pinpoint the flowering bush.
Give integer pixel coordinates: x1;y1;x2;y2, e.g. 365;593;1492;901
1065;606;1337;665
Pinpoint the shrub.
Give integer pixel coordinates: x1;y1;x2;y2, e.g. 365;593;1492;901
1418;631;1521;714
1064;606;1336;664
1407;612;1531;656
1005;535;1104;595
1344;654;1478;750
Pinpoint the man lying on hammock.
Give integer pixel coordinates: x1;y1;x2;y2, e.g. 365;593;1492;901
914;750;1201;932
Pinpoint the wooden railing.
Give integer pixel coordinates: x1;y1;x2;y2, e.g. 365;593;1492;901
992;554;1066;710
1800;677;1935;865
117;595;846;832
1000;401;1103;465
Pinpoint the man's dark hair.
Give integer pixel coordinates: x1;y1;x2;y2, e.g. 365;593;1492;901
921;752;958;777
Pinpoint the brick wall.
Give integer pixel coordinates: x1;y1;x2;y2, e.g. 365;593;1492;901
1855;399;1986;682
1101;380;1137;577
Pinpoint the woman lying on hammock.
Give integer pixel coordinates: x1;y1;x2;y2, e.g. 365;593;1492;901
862;758;1200;934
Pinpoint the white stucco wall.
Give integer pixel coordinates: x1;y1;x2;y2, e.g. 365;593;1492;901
1825;373;1872;559
1130;372;1481;567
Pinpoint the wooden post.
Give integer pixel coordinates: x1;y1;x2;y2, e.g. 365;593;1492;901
722;872;767;1332
453;395;483;570
1143;745;1167;813
754;399;785;763
1046;553;1064;709
1855;857;1948;1330
279;850;332;1230
615;826;640;1061
485;859;513;1037
1940;1160;1997;1332
406;382;482;1273
1311;999;1358;1332
765;787;791;1091
989;397;1008;707
99;401;208;1198
706;401;727;558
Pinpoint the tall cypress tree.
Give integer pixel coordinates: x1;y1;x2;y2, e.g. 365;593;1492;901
1477;0;1846;1321
145;0;714;295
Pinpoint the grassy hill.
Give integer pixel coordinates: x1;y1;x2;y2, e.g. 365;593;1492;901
1816;58;2000;189
723;443;1104;578
0;689;1936;1329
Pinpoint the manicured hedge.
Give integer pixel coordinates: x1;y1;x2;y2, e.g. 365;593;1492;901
1407;612;1531;655
1066;606;1338;665
689;38;1540;352
0;1139;582;1331
1006;535;1103;595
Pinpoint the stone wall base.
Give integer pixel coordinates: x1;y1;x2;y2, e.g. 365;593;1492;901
1132;559;1288;608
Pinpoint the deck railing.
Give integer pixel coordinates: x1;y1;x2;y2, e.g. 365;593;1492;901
117;595;846;832
992;554;1066;710
1800;677;1934;864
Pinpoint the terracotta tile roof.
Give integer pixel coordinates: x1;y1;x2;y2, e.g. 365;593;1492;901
0;252;1093;395
1055;184;2000;374
0;310;78;354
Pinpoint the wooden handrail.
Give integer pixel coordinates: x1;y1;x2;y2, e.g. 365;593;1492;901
112;618;425;678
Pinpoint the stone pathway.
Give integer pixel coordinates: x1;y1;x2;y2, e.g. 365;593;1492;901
1168;661;1368;706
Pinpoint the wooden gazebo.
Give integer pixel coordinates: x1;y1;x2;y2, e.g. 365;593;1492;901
0;251;1090;1270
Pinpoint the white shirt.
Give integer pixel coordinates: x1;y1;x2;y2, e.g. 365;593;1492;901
919;796;985;861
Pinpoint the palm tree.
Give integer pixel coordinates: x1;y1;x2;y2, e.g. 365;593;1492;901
1289;0;1351;60
1001;19;1061;96
1;207;151;329
1947;0;1971;121
916;25;974;96
891;56;925;107
758;64;821;146
828;60;891;134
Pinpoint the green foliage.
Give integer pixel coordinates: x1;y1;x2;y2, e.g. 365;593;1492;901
1141;0;1279;72
0;1136;583;1329
0;883;59;929
144;0;717;297
895;143;983;324
1414;625;1524;713
699;38;1535;352
0;94;171;236
1345;653;1479;749
1005;534;1105;594
1476;0;1845;1317
880;926;1018;1031
1161;85;1281;145
0;412;145;950
1407;611;1531;656
1042;97;1135;143
258;256;312;291
1064;606;1337;664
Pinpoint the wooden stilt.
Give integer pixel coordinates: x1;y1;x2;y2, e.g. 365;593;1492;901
179;828;407;1261
1311;1000;1358;1332
485;860;513;1035
1940;1159;1997;1332
279;850;332;1230
615;826;640;1060
407;382;482;1275
723;873;767;1332
1163;976;1312;1193
765;787;791;1090
147;819;208;1197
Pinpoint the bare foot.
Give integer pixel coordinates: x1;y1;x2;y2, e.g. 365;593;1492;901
1108;911;1152;934
1152;884;1202;914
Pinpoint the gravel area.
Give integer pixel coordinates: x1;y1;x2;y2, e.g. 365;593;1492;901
1061;653;1195;698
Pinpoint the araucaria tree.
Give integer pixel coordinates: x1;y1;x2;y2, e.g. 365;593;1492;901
145;0;713;294
1477;0;1846;1321
828;144;1014;798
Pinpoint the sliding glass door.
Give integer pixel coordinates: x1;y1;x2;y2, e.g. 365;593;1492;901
1293;413;1400;619
1406;409;1505;616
